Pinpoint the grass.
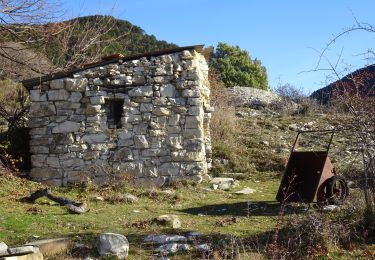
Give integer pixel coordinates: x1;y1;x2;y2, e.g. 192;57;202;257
0;107;373;259
0;172;282;258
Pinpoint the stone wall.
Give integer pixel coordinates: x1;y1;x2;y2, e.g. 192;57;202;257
28;49;212;186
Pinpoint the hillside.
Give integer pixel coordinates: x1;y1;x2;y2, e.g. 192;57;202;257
0;15;177;79
311;64;375;104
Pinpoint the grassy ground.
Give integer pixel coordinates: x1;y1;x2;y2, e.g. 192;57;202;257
0;108;373;259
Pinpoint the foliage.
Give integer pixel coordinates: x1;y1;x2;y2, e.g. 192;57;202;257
273;83;321;116
211;42;268;90
0;79;29;131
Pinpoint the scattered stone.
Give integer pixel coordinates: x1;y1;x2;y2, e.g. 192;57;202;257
196;243;210;252
1;252;44;260
96;233;129;259
25;238;71;256
155;243;178;254
65;203;87;214
210;177;239;190
154;215;181;229
115;193;139;203
321;205;341;212
233;187;256;195
0;242;7;254
92;195;104;202
144;235;187;244
7;246;39;255
235;111;248;117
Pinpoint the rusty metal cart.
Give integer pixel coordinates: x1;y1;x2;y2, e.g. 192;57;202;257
276;130;349;205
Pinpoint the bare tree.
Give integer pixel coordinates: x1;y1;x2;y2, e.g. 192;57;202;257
315;21;375;216
0;1;130;79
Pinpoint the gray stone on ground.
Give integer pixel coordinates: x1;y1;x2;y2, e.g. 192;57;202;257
144;235;187;244
0;242;8;255
25;238;71;255
154;215;181;229
65;203;87;214
210;177;239;190
155;243;178;254
7;246;39;255
1;252;44;260
96;233;129;259
115;193;139;203
196;243;211;252
322;205;341;212
233;187;256;195
186;231;201;241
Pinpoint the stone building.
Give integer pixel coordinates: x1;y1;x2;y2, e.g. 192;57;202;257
22;45;212;187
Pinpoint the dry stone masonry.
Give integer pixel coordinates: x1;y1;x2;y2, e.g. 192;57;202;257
26;47;212;186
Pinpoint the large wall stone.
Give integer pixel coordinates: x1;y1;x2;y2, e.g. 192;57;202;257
28;49;212;186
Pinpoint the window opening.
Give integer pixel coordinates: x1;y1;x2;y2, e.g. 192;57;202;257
106;99;124;129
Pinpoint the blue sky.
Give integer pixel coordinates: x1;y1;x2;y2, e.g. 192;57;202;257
61;0;375;93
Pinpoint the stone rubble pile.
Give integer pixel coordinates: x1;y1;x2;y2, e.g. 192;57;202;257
28;49;212;186
227;86;280;108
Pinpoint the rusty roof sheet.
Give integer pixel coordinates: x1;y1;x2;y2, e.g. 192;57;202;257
22;45;204;89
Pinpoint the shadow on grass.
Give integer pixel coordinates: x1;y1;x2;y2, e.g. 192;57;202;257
179;200;309;217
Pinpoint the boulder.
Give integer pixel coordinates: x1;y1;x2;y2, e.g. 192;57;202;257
96;233;129;259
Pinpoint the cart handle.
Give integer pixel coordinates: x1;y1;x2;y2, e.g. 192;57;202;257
291;129;335;153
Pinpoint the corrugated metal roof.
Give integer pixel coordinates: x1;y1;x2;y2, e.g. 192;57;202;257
22;45;204;89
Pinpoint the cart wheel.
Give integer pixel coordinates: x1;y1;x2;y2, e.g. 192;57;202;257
325;176;349;205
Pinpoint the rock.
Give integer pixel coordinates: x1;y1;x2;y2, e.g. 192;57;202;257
52;121;80;133
235;111;248;117
48;89;69;101
29;90;47;102
160;84;176;97
7;246;39;255
210;177;238;190
155;243;178;254
115;193;139;203
196;243;210;252
144;235;187;244
65;78;87;92
187;231;201;241
96;233;129;259
321;205;341;212
1;252;44;260
134;135;149;149
93;195;104;201
82;134;107;144
0;242;8;255
65;203;87;214
50;79;64;89
260;140;269;146
233;187;256;195
154;215;181;229
128;85;153;97
178;244;190;251
25;238;71;255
